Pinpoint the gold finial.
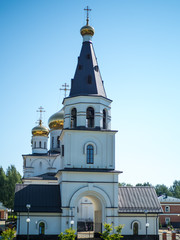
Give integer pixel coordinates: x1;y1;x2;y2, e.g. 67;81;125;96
60;83;70;98
84;6;91;26
36;106;45;125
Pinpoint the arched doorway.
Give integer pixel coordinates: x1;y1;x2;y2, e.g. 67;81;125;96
75;194;103;239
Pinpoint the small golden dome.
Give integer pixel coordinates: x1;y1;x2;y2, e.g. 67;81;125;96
80;24;95;37
32;120;49;137
48;108;64;130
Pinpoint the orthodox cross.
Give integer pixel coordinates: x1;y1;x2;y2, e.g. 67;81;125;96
36;106;45;124
60;83;70;97
84;6;92;25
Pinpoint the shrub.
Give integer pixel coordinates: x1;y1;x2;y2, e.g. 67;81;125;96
1;228;16;240
58;228;76;240
100;223;124;240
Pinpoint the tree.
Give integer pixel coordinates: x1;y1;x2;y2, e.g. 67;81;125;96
1;228;16;240
155;184;172;197
119;182;133;187
58;228;76;240
100;223;124;240
136;182;152;187
0;167;6;203
170;180;180;198
4;165;21;209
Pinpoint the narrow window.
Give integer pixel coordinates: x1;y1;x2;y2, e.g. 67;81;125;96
39;141;41;148
39;222;45;235
87;145;94;164
87;54;90;59
165;217;170;225
103;109;107;129
78;65;83;70
87;75;92;84
133;222;138;235
94;65;99;72
71;108;77;128
52;137;54;148
44;142;47;149
34;142;36;148
62;145;64;156
86;107;94;128
57;136;60;148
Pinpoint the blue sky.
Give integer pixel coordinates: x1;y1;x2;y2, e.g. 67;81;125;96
0;0;179;187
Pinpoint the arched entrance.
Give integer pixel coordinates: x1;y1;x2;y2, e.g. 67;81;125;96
69;187;111;239
76;195;102;238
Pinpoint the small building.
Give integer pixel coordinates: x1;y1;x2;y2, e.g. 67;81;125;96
158;195;180;228
0;202;8;220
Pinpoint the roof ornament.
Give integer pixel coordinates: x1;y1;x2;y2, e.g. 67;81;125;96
36;106;45;125
84;6;92;26
60;83;70;98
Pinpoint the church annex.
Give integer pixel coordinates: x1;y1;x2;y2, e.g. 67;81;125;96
14;9;162;240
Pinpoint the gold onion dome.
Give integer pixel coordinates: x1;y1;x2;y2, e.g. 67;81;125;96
80;24;95;37
48;108;64;130
32;120;49;137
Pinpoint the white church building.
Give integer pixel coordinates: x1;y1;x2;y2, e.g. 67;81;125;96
14;10;162;240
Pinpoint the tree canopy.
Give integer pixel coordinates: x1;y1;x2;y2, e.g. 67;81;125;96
0;165;21;209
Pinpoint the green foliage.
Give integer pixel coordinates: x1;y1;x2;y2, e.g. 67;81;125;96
119;182;132;187
58;228;76;240
0;165;21;209
100;223;124;240
136;182;152;187
170;180;180;198
1;228;16;240
0;167;6;203
155;184;172;197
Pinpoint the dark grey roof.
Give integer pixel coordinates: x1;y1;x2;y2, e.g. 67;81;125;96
23;172;58;181
59;168;122;173
118;187;163;213
14;184;61;213
69;41;106;98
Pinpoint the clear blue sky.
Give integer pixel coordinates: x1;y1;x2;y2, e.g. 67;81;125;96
0;0;179;187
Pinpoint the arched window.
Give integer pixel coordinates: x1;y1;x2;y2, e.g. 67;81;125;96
86;107;94;128
103;109;107;129
39;141;41;148
39;222;45;235
133;222;138;235
34;142;36;148
57;136;60;148
165;206;170;212
71;108;77;128
44;142;47;149
87;145;94;164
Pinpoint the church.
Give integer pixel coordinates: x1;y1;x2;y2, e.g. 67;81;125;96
14;9;162;240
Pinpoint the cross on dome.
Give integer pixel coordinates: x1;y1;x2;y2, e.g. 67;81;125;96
60;83;70;97
36;106;45;125
84;6;91;25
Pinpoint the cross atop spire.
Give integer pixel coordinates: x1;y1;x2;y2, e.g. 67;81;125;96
36;106;45;125
84;6;91;25
60;83;70;97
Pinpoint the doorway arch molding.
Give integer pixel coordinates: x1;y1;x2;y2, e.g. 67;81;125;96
69;185;112;208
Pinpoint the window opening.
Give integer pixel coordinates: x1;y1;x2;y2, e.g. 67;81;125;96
86;107;94;128
103;109;107;129
57;136;60;148
78;65;83;70
94;65;99;72
71;108;77;128
87;144;94;164
87;54;90;59
165;206;170;212
44;142;47;149
34;142;36;148
39;141;41;148
52;137;54;148
39;222;45;235
87;75;92;84
133;222;138;235
62;145;64;156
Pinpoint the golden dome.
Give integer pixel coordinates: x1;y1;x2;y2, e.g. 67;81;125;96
32;120;49;137
80;24;95;37
48;108;64;130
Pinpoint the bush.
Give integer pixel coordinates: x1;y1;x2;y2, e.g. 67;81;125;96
1;228;16;240
100;223;124;240
58;228;76;240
